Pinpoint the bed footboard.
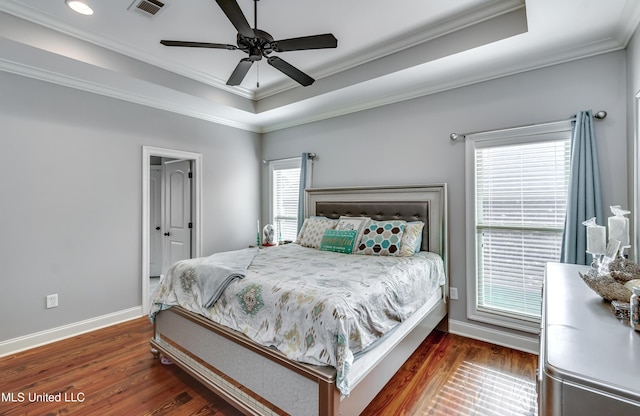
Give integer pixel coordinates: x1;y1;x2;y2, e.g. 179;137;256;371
151;307;339;416
152;297;446;416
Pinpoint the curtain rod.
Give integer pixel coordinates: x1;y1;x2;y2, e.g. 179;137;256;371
262;153;316;164
449;110;607;141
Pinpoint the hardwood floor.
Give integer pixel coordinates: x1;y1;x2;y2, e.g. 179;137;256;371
0;317;537;415
363;330;538;416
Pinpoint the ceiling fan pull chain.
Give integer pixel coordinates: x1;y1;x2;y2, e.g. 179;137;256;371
257;62;260;88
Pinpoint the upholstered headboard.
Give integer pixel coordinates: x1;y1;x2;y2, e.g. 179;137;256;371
305;184;448;269
314;201;430;250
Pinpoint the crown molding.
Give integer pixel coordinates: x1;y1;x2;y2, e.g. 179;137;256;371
614;0;640;46
0;55;262;132
0;31;621;134
254;0;525;100
260;36;624;132
0;0;523;101
0;0;256;99
0;0;627;134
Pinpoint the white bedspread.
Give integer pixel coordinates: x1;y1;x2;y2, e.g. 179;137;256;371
150;243;445;396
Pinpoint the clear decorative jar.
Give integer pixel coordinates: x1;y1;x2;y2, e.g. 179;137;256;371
631;286;640;331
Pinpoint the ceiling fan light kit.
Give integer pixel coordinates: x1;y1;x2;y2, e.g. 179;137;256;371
160;0;337;87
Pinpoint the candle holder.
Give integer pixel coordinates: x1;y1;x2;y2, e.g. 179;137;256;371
583;217;606;268
619;246;630;260
608;205;630;259
578;209;640;311
588;253;604;269
598;239;621;275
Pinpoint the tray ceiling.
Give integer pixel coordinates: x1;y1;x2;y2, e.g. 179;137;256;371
0;0;639;132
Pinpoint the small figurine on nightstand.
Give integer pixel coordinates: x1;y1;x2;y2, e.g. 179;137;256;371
262;224;277;246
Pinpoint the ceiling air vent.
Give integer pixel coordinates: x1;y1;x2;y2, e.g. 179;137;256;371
128;0;166;18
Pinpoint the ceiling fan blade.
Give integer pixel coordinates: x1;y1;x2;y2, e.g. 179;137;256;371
160;40;237;50
227;58;254;86
273;34;337;52
267;56;314;86
215;0;254;38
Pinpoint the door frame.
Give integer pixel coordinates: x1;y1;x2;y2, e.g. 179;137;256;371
142;146;202;314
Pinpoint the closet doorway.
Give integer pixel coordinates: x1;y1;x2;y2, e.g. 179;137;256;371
142;146;202;314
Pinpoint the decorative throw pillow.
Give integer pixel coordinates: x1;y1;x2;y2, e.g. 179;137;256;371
399;221;425;256
319;229;358;254
357;220;406;256
296;216;327;244
297;217;337;249
335;216;370;252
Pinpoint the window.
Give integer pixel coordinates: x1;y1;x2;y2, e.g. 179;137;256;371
465;123;571;331
270;158;301;242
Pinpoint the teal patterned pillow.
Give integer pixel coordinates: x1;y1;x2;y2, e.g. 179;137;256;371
357;220;406;256
319;229;358;254
335;216;370;251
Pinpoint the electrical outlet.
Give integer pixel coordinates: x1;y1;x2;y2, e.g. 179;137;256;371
46;294;58;309
449;287;459;300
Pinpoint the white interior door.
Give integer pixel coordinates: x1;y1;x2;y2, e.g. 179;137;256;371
142;146;202;315
162;159;192;275
149;166;162;277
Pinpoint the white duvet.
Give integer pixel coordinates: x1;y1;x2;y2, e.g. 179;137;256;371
150;243;445;396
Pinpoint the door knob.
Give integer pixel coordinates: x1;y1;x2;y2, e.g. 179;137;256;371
164;232;170;236
156;227;161;230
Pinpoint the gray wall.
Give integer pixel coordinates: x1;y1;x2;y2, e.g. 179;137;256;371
0;71;261;341
1;47;632;347
262;51;629;340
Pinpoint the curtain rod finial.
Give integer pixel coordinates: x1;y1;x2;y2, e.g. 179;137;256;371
450;133;463;141
594;111;607;119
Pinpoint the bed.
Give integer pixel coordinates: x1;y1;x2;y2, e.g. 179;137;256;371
149;184;449;416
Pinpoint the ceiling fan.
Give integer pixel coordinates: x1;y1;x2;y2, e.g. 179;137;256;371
160;0;338;87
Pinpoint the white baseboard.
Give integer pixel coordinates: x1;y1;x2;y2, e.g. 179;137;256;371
0;306;144;358
449;319;539;354
0;311;537;358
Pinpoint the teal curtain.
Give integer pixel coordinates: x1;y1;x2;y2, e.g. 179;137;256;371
297;153;312;233
561;110;604;265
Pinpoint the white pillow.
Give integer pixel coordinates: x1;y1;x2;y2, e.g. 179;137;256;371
399;221;425;256
297;217;337;249
296;216;327;243
335;216;370;252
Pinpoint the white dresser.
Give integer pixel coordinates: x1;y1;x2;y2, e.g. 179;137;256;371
538;262;640;415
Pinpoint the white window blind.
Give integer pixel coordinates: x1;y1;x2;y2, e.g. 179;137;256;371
468;126;571;328
271;159;301;242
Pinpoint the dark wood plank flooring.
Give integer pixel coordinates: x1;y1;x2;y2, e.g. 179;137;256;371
0;317;537;415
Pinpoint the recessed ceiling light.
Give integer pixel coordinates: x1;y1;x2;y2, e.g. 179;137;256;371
66;0;94;15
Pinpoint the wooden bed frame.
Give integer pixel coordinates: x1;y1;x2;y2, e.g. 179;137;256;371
150;184;449;416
